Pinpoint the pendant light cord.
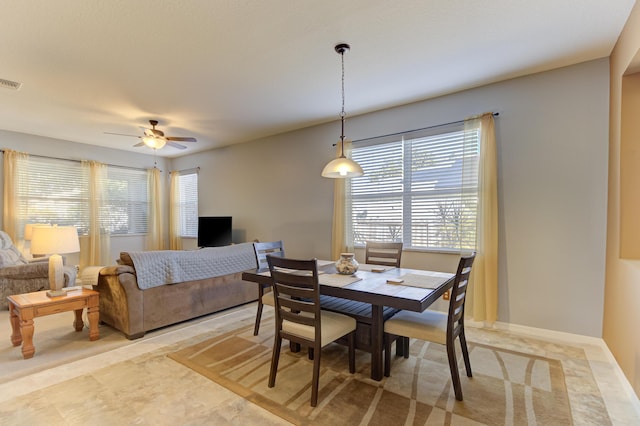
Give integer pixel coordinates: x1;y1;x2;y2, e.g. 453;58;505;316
339;48;346;157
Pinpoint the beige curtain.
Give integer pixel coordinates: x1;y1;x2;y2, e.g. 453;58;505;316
80;160;111;267
2;150;28;241
146;167;164;250
330;140;355;260
169;170;182;250
465;113;498;323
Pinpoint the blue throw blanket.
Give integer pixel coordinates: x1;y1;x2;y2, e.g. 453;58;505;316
127;242;257;290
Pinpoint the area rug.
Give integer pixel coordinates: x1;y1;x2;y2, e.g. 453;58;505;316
168;322;613;426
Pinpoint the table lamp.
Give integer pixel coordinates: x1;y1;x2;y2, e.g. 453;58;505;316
24;223;51;258
30;225;80;297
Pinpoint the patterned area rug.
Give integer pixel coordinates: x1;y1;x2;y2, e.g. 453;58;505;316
168;322;614;425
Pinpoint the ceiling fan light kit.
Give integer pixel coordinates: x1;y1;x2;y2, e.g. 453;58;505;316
321;43;364;179
106;119;197;150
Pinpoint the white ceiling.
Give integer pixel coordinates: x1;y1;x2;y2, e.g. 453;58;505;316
0;1;634;158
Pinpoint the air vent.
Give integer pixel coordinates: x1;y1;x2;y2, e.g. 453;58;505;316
0;78;22;91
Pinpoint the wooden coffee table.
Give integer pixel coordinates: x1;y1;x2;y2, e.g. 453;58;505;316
7;288;100;359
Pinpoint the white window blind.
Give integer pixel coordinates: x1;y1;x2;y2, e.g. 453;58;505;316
104;167;148;234
17;156;87;232
349;123;480;251
16;156;149;235
178;171;198;237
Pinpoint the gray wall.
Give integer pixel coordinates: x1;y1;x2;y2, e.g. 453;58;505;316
172;58;610;337
0;58;609;337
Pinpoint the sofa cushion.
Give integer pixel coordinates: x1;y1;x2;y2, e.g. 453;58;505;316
119;252;134;267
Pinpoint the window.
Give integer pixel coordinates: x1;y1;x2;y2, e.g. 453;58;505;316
17;157;87;232
348;123;480;251
16;156;149;235
104;167;149;234
177;171;198;237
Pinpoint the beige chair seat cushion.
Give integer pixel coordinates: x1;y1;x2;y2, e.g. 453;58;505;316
262;291;275;306
384;309;447;345
283;310;356;347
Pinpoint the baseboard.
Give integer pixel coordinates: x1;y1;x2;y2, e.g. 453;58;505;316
467;319;603;345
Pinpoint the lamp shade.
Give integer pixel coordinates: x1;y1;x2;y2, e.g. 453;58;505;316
321;155;364;178
142;136;166;149
24;223;51;241
30;225;80;255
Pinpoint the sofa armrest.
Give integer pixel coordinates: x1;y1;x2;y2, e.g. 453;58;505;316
96;264;144;339
99;265;135;276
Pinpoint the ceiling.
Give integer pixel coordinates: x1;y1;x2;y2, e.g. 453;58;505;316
0;1;635;158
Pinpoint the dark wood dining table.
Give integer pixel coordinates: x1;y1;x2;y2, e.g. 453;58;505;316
242;260;455;381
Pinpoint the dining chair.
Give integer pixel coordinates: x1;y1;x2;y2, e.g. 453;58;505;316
383;252;476;401
253;240;284;335
364;241;403;267
267;255;356;407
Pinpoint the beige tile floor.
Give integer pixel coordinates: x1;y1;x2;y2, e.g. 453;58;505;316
0;303;638;425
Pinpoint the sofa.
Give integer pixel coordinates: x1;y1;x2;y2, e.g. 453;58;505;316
95;242;259;339
0;230;76;309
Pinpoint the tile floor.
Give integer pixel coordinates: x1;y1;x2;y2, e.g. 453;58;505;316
0;303;638;425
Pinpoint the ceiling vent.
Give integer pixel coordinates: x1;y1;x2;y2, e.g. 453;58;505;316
0;78;22;91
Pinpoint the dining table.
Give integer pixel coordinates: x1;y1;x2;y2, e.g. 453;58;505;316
242;260;455;381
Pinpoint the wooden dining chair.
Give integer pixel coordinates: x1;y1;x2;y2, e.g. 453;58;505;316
364;241;403;267
383;252;476;401
267;255;356;407
253;240;284;335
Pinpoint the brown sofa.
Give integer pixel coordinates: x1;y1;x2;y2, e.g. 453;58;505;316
95;243;258;339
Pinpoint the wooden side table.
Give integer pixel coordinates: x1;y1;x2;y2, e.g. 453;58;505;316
7;288;100;359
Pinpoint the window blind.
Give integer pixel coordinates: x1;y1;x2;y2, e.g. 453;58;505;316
17;157;88;233
178;171;198;237
16;156;149;236
349;123;480;251
105;167;148;234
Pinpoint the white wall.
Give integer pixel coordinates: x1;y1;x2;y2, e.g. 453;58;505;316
0;130;170;265
172;58;610;337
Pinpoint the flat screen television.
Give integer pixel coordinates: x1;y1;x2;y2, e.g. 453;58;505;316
197;216;232;247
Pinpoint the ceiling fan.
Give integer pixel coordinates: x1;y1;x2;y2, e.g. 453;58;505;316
105;120;197;150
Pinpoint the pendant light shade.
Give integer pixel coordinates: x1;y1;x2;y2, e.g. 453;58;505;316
321;43;364;178
321;154;364;178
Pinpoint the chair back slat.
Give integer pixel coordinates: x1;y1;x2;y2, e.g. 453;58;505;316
364;241;403;267
274;282;315;300
447;253;476;339
254;240;285;269
268;256;321;344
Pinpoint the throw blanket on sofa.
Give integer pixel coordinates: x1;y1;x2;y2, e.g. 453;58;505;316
127;243;257;290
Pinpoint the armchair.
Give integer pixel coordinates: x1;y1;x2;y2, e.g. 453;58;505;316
0;231;76;309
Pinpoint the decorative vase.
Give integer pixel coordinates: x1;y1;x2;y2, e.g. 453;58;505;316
335;253;359;275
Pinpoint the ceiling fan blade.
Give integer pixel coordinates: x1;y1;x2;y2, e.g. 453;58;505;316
166;136;197;142
105;132;139;138
133;142;145;147
167;141;187;150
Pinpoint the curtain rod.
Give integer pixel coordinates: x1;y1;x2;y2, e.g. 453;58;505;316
171;166;200;174
0;149;153;172
339;112;499;146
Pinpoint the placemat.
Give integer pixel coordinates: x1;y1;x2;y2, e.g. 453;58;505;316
319;273;362;287
393;273;447;289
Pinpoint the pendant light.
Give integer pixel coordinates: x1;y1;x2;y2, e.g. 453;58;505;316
321;43;364;178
